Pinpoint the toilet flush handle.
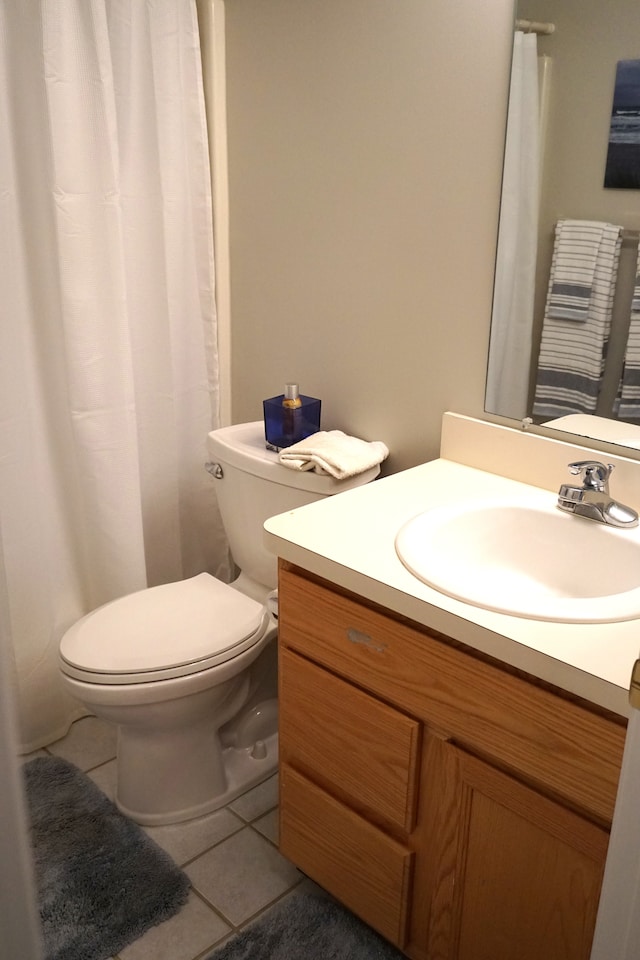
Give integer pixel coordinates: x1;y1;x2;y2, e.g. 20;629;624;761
205;462;224;479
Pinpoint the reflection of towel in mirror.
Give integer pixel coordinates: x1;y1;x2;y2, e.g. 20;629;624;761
533;219;622;419
546;220;606;321
615;244;640;421
279;431;389;479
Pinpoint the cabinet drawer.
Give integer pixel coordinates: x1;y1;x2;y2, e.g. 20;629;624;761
278;564;626;824
280;763;412;948
280;648;420;833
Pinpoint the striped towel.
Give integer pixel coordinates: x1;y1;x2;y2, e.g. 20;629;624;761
532;220;622;419
615;243;640;421
546;220;605;321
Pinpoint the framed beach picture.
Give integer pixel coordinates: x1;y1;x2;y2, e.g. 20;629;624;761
604;59;640;189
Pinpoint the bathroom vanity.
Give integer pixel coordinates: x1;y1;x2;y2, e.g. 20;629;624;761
277;563;623;960
264;414;640;960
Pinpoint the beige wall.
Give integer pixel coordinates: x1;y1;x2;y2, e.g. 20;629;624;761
222;0;514;472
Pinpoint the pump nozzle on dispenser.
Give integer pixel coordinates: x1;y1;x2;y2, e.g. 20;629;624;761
283;383;302;408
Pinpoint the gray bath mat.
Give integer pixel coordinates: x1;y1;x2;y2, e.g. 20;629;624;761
23;755;190;960
207;890;405;960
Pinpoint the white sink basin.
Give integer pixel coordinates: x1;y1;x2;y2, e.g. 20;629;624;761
395;498;640;623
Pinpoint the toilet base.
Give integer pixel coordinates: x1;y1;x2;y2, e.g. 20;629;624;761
116;729;278;825
60;625;280;826
109;683;279;826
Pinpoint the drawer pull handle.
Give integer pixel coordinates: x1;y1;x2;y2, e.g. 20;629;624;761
347;627;386;653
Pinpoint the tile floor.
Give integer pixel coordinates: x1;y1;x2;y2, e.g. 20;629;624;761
22;715;317;960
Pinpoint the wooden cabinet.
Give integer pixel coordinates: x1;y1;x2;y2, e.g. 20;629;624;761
277;562;627;960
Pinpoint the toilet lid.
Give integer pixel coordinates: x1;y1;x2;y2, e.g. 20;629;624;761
59;573;270;684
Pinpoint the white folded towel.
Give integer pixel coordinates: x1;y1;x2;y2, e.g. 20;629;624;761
279;430;389;479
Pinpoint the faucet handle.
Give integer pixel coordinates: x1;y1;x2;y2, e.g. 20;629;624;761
567;460;613;491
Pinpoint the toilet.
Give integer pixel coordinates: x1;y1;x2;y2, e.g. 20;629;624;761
59;421;380;825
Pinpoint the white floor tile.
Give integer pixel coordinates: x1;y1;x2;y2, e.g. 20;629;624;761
144;808;244;867
47;716;117;771
227;773;278;822
87;759;118;801
185;826;300;925
252;808;279;845
294;876;335;900
18;749;48;765
118;892;230;960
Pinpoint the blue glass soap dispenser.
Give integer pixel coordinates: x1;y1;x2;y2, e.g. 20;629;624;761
262;383;321;450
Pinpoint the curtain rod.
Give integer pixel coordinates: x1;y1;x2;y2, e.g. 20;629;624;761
515;18;555;35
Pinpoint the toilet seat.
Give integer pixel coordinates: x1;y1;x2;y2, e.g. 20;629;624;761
59;573;271;685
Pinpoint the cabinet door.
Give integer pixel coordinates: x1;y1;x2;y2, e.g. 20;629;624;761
425;744;609;960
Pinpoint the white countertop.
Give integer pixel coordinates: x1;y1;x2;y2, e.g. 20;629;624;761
264;454;640;719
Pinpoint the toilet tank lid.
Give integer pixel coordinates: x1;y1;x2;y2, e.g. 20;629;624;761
207;422;380;494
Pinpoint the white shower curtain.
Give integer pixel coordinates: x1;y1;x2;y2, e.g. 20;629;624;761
0;0;229;751
485;31;540;419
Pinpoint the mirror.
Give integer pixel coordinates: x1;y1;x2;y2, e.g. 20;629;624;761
485;0;640;451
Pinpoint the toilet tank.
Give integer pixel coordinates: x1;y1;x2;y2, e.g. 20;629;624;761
207;422;380;593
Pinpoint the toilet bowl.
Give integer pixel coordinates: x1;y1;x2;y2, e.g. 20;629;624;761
59;573;278;824
59;421;381;825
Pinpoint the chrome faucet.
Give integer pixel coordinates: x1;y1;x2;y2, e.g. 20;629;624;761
557;460;639;528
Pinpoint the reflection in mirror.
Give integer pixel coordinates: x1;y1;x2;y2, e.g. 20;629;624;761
485;0;640;451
